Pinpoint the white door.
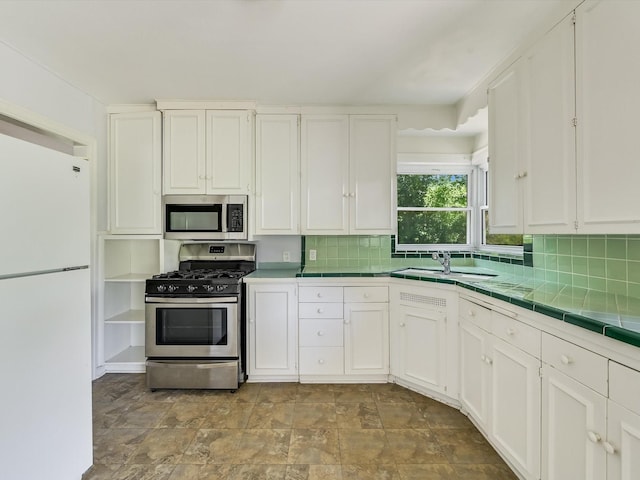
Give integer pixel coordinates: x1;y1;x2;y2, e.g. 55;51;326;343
162;110;206;195
205;110;251;194
248;284;298;378
109;112;162;234
488;61;523;234
393;304;447;394
459;320;491;428
541;365;606;480
521;12;576;234
254;114;299;234
607;400;640;480
300;115;349;234
349;115;396;234
576;0;640;233
490;338;541;480
344;302;389;375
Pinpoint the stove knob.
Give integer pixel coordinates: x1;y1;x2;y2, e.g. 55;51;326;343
187;285;198;293
202;285;214;293
156;285;167;293
215;284;226;292
167;285;178;293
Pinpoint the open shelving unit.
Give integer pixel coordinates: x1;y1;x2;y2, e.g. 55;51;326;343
100;234;180;373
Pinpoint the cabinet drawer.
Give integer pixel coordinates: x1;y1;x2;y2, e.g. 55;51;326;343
542;333;608;395
344;286;388;303
491;311;541;358
609;362;640;416
299;302;343;319
299;319;343;347
299;286;343;303
299;347;343;375
460;298;491;331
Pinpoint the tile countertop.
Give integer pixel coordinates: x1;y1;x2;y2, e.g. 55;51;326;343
246;264;640;349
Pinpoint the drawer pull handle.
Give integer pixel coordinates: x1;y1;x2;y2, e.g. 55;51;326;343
506;328;515;336
317;331;324;336
587;431;601;443
603;442;616;455
560;355;573;365
317;308;324;314
318;359;325;365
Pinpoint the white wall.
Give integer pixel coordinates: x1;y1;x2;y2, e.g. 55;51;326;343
253;235;302;264
397;135;476;154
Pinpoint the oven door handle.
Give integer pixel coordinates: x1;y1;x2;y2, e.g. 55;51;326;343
145;296;238;304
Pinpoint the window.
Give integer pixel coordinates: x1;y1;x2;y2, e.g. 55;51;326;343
396;164;472;250
395;156;522;252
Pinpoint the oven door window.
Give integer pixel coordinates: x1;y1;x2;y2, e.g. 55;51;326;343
166;204;223;233
156;308;227;346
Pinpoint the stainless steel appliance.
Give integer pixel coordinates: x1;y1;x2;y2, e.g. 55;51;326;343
145;242;255;390
163;194;247;240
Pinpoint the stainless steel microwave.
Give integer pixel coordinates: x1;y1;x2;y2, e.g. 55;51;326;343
162;195;247;240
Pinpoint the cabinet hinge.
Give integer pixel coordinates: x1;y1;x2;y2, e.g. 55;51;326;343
572;117;578;127
444;385;448;392
539;366;543;378
574;220;579;230
572;13;576;25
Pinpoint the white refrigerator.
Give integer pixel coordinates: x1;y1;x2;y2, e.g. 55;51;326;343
0;132;92;479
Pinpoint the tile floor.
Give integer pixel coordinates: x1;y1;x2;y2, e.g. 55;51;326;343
84;374;517;480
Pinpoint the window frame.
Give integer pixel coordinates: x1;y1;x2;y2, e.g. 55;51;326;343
395;161;475;252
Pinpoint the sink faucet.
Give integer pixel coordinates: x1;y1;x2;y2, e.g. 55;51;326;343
432;251;451;274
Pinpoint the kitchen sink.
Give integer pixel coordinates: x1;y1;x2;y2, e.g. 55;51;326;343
393;268;497;283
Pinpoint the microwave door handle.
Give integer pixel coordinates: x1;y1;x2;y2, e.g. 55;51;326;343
221;203;228;234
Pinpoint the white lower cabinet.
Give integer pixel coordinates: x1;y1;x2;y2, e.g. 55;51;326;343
247;283;298;381
606;400;640;480
299;283;389;382
390;282;458;398
542;365;606;480
459;298;541;480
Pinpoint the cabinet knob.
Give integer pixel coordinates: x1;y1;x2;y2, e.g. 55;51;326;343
317;293;322;298
350;192;355;197
485;356;493;365
506;328;515;336
363;293;370;299
587;431;601;443
317;308;324;314
481;354;487;362
399;322;405;327
317;331;324;336
468;310;475;317
560;354;573;365
318;359;325;365
603;441;616;455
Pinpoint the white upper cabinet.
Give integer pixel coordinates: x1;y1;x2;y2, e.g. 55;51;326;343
301;114;396;235
109;111;162;234
163;109;252;195
490;2;640;234
301;115;350;234
521;12;576;234
488;62;524;234
576;0;640;233
254;114;300;235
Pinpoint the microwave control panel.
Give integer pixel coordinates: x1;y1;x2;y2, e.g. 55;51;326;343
227;204;244;232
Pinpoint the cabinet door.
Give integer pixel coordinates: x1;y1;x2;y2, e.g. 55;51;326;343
521;13;576;234
392;304;447;394
576;1;640;233
490;339;541;480
205;110;251;194
109;111;162;234
248;284;298;378
541;365;606;480
607;400;640;480
254;114;299;234
300;115;349;234
349;115;396;234
488;61;523;234
344;302;389;375
459;320;491;428
162;110;206;195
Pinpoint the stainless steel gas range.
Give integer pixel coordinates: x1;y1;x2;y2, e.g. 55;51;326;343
144;242;255;391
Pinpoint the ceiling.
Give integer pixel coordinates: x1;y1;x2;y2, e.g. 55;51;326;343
0;1;570;120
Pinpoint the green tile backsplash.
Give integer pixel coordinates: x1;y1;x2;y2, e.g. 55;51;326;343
302;234;640;299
